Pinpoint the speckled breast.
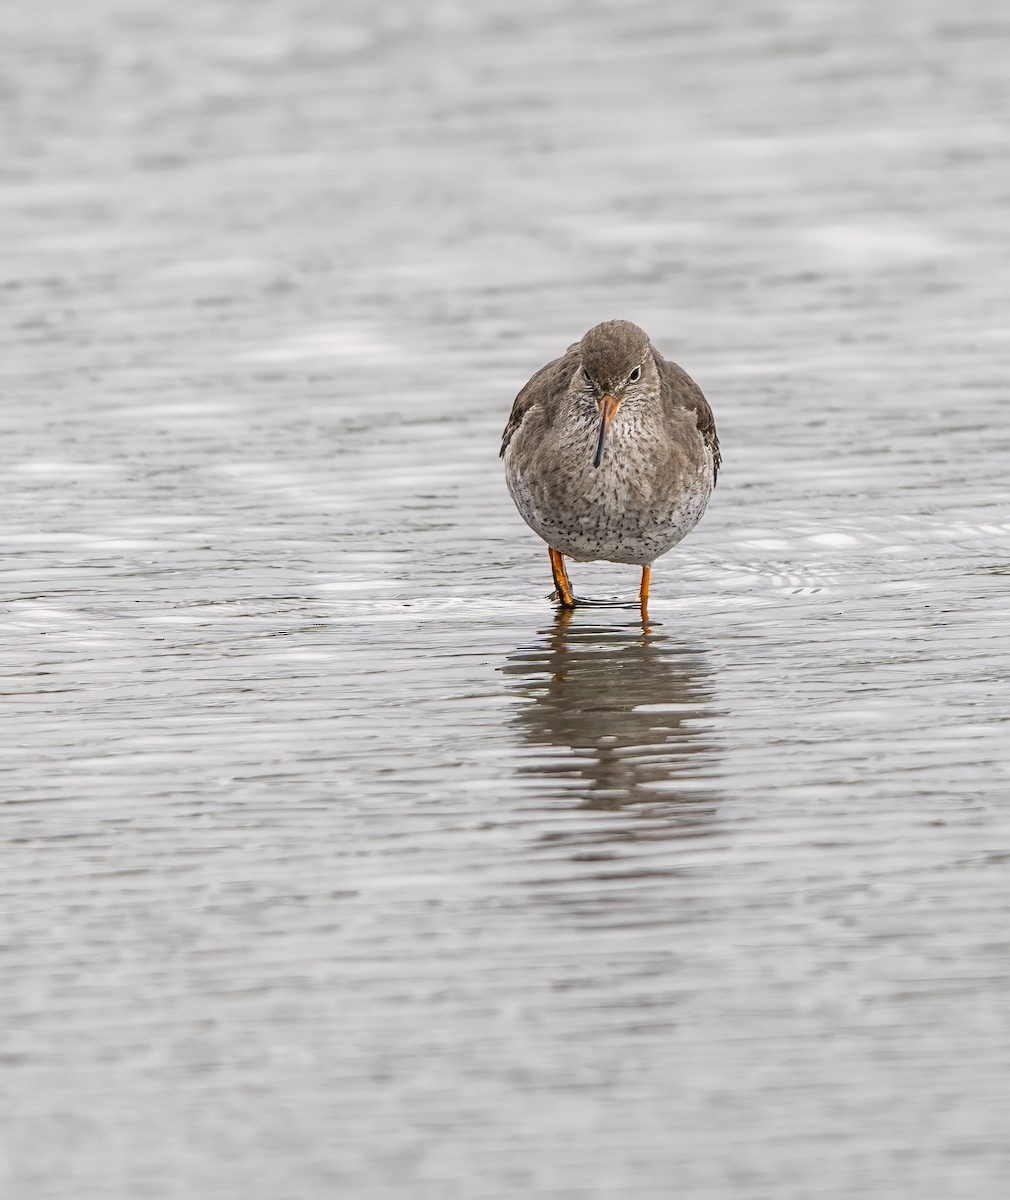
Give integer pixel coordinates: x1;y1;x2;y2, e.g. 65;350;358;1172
504;406;715;566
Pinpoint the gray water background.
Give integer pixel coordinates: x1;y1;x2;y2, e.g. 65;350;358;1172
3;1;1010;1196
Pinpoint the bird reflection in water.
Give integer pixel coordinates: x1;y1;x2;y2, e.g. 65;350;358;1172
501;610;721;837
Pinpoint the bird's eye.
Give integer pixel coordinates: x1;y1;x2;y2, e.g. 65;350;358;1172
628;365;642;383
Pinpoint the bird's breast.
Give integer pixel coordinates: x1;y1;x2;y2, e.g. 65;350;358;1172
504;403;714;565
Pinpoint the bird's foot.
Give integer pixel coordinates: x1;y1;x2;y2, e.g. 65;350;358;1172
547;591;641;610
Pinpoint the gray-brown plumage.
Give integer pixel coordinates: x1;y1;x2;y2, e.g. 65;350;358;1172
501;319;719;617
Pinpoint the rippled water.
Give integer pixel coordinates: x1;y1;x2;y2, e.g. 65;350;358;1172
3;1;1010;1196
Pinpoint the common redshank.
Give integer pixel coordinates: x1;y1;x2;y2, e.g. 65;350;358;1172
500;319;720;620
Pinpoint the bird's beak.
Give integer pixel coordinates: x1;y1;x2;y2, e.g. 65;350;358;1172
593;394;620;468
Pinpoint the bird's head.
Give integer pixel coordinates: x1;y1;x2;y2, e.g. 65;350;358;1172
577;320;654;468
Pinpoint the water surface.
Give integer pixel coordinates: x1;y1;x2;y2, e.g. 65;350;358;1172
3;1;1010;1197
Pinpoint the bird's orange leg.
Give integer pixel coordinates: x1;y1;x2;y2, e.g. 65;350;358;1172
640;564;651;621
548;547;576;609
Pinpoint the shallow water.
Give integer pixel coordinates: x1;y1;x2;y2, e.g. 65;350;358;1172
3;1;1010;1197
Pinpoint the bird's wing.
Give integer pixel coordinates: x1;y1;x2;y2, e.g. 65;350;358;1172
657;354;721;482
499;343;579;458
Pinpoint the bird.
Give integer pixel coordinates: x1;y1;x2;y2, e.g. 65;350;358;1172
500;319;719;620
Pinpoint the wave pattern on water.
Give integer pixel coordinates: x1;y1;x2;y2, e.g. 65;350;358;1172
3;1;1010;1198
